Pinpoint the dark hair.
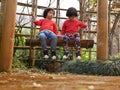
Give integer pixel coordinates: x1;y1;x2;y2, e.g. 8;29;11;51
43;8;55;18
66;7;78;17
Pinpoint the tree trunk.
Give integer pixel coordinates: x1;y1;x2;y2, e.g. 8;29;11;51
109;11;120;55
0;0;17;72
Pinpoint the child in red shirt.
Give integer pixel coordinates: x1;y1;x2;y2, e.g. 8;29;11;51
61;7;87;60
32;8;58;60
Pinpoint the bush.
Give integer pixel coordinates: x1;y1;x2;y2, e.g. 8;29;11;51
58;59;120;76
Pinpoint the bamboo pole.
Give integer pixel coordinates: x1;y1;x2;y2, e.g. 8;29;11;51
97;0;108;60
79;0;84;39
118;34;120;53
56;0;60;25
29;0;38;67
0;0;17;72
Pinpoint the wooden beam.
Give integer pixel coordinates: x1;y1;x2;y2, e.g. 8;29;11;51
26;35;94;49
15;34;30;37
0;0;17;72
97;0;108;60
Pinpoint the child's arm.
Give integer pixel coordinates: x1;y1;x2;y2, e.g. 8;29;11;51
61;22;66;35
78;21;87;29
31;12;42;26
53;23;58;35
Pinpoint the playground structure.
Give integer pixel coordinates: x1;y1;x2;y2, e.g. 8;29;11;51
0;0;120;72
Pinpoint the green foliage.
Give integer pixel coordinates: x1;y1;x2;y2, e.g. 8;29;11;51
82;47;96;61
14;28;30;61
90;0;97;3
35;29;40;35
110;53;120;60
14;28;29;46
114;53;120;59
14;50;29;59
12;56;28;69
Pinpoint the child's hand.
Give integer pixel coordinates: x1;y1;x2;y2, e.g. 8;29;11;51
31;12;36;19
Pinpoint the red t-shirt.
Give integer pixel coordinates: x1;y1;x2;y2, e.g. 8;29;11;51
61;19;87;35
34;19;58;35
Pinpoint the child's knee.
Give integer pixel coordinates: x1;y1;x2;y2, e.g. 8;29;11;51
63;36;69;42
39;34;46;40
75;37;80;42
51;35;57;40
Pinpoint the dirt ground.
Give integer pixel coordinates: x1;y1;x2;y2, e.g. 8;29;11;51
0;70;120;90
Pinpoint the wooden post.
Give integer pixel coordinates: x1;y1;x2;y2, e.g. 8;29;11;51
97;0;108;60
79;0;84;39
29;0;37;67
56;0;60;25
108;0;111;55
0;0;17;72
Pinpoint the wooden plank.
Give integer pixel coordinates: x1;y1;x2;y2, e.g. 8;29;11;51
15;34;30;37
26;35;94;49
17;2;97;13
14;46;30;49
83;30;97;33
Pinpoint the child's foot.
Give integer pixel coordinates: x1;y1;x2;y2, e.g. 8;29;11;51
43;55;49;59
63;51;68;60
76;56;81;60
63;55;68;59
52;56;56;60
76;51;81;60
51;50;56;60
43;49;49;59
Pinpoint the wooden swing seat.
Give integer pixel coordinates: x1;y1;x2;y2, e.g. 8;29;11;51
26;35;94;49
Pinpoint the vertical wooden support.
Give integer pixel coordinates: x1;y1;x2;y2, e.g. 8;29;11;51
97;0;108;60
0;0;17;72
29;0;37;67
87;14;92;60
79;0;84;39
108;0;111;36
56;0;60;25
118;34;120;53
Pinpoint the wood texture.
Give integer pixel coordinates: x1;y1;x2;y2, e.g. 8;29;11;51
97;0;108;60
26;35;94;49
0;0;17;72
